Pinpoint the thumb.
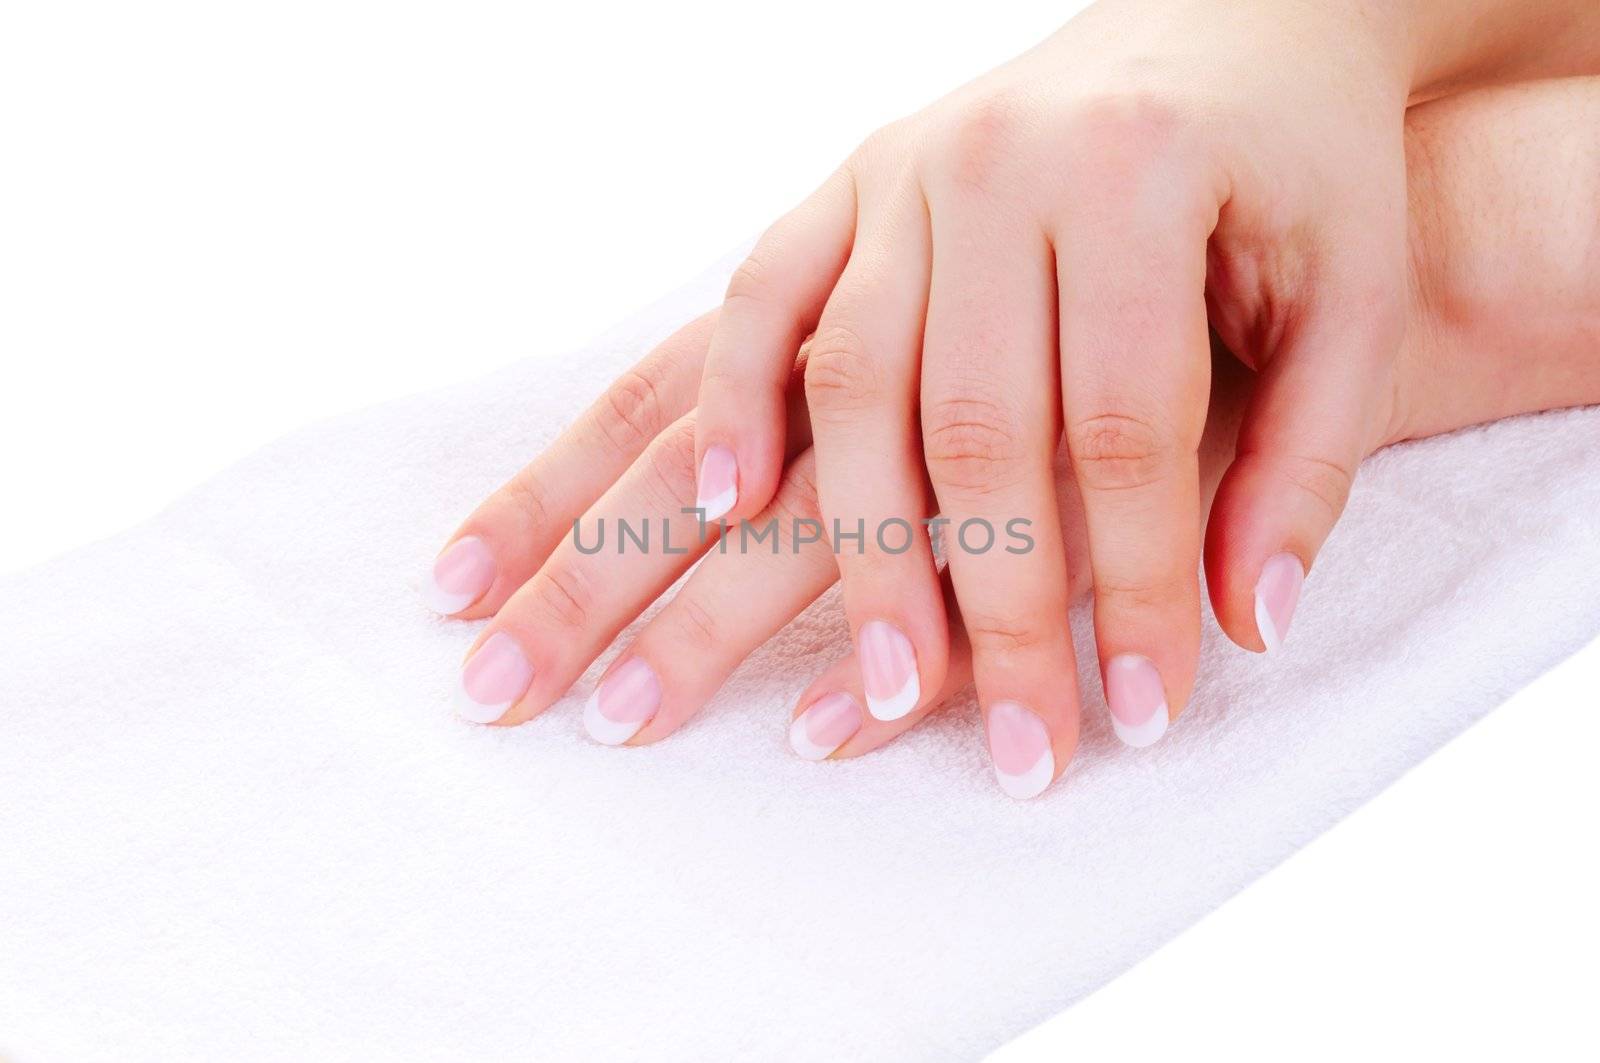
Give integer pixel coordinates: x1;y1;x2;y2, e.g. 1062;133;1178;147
1204;290;1405;653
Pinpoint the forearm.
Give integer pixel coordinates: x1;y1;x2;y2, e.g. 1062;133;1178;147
1066;1;1600;101
1394;77;1600;442
1407;0;1600;101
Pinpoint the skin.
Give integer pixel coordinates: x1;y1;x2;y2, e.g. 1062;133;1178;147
685;2;1600;774
437;76;1600;790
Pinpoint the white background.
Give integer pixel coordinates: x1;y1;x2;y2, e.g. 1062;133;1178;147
2;2;1595;1058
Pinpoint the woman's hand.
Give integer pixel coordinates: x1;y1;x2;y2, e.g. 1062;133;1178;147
692;7;1405;755
687;0;1600;770
426;75;1600;795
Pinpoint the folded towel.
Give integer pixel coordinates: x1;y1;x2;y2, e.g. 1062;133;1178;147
2;249;1597;1062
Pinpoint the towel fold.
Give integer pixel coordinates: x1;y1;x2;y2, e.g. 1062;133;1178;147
2;250;1597;1061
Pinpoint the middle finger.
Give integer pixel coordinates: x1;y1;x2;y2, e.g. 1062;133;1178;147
920;182;1080;800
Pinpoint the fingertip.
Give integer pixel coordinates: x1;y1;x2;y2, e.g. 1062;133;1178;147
693;416;788;525
790;656;894;762
693;444;739;522
788;691;864;761
1205;453;1324;654
984;700;1057;800
1253;551;1306;654
455;630;535;726
420;534;498;617
1103;653;1170;748
582;656;662;747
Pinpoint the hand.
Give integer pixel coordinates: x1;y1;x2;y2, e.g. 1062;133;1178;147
686;1;1600;767
427;76;1600;794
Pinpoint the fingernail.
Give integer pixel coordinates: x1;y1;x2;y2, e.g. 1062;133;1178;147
455;631;534;724
858;620;919;721
1255;552;1306;653
986;700;1055;800
788;692;863;761
421;535;496;615
1105;653;1169;748
695;445;738;522
583;657;661;746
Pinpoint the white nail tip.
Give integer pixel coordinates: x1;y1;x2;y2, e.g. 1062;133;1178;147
419;578;477;617
866;672;920;722
995;748;1055;800
1111;703;1169;749
788;715;843;761
583;691;645;746
453;680;511;725
1255;593;1282;653
696;486;737;523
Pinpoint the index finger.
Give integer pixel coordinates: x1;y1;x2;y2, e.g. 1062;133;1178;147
421;312;716;619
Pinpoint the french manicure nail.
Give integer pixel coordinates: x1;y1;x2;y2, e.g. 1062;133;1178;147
455;631;534;724
1105;653;1169;748
788;692;863;761
421;535;496;615
986;700;1055;800
583;657;661;746
1255;552;1306;653
695;445;739;522
858;620;919;721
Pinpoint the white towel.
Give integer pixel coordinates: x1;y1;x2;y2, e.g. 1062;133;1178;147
2;250;1597;1062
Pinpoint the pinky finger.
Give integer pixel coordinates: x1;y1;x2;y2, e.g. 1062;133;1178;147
791;572;1080;801
789;574;972;760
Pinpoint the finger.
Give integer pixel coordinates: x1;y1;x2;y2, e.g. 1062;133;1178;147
456;384;804;727
790;570;973;761
1054;143;1211;750
582;450;841;746
422;311;716;619
794;341;1265;766
694;169;856;523
804;184;949;726
1205;260;1406;654
920;187;1079;800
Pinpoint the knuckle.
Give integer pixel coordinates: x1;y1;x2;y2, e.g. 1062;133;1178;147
1061;93;1200;211
669;593;722;654
922;393;1028;495
1092;570;1193;614
645;324;696;386
640;422;699;512
723;247;779;310
501;470;552;529
695;361;744;406
936;89;1034;187
803;323;880;414
1067;411;1179;494
766;461;823;532
532;563;591;629
851;120;914;168
1067;92;1188;165
963;609;1047;656
595;365;669;456
1280;453;1354;526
